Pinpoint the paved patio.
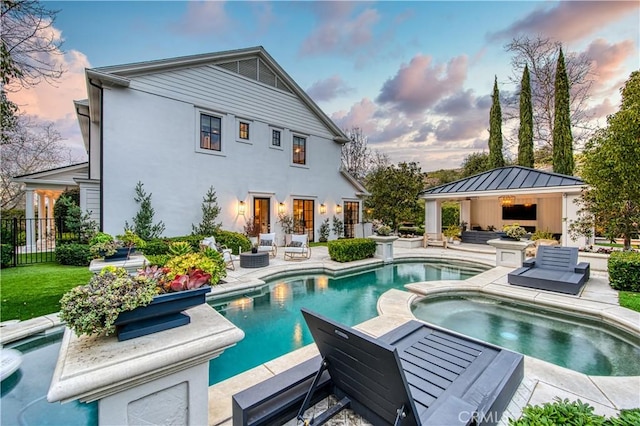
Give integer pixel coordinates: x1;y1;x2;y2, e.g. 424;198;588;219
208;243;640;425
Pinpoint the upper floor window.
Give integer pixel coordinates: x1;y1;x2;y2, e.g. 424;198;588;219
272;129;281;147
239;122;250;140
201;114;221;151
293;135;306;165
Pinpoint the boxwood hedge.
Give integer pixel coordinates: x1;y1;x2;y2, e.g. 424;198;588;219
328;238;376;262
608;251;640;292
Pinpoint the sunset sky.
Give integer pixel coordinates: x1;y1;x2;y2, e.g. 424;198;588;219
10;1;639;171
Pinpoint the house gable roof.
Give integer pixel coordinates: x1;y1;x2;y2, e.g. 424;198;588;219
422;166;584;198
83;46;349;143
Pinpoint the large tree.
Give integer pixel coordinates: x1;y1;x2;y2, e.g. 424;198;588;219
1;0;64;137
505;35;593;155
552;48;574;175
576;71;640;250
488;76;505;169
365;162;425;231
517;65;534;168
1;116;72;209
461;152;490;178
341;127;389;180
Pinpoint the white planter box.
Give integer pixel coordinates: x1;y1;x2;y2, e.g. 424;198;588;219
578;252;609;272
393;237;424;248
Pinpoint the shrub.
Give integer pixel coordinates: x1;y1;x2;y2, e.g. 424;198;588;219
328;238;376;262
531;229;554;241
141;239;171;256
214;230;251;255
55;243;92;266
318;219;330;242
608;251;640;292
509;398;640;425
1;243;13;267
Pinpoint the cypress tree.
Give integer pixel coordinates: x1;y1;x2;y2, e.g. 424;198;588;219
488;76;505;169
518;65;534;168
552;48;574;175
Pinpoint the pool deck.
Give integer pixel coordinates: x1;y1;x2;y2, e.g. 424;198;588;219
2;243;639;425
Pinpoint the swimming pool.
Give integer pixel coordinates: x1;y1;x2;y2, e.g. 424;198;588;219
1;260;483;425
411;294;640;376
208;260;485;383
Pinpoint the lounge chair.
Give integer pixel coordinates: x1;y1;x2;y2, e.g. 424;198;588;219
508;245;590;295
200;236;235;270
232;308;524;425
283;234;311;260
256;233;277;258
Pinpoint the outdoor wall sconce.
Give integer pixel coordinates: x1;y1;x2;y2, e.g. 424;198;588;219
319;204;327;215
336;204;342;214
499;195;515;207
238;201;246;215
278;202;285;214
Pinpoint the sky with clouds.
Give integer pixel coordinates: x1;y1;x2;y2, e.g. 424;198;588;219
9;0;639;171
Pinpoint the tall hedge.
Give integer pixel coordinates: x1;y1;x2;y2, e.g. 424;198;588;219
328;238;376;263
608;251;640;292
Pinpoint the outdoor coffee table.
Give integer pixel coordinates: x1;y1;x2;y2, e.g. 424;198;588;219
239;251;269;268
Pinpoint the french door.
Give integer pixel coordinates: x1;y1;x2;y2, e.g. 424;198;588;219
344;201;359;238
253;198;271;233
293;199;314;242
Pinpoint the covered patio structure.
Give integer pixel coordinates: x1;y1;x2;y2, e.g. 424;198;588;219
11;163;92;251
421;166;588;247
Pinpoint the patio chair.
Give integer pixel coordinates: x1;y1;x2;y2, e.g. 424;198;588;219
256;233;277;258
200;236;235;270
508;245;590;295
232;308;524;426
283;234;311;260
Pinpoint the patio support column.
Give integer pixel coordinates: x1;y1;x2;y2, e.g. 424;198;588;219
25;189;35;249
38;191;46;243
460;199;471;229
424;199;442;240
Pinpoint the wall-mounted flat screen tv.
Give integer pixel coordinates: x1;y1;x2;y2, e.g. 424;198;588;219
502;204;537;221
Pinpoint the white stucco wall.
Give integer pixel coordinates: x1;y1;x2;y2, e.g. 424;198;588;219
99;72;361;239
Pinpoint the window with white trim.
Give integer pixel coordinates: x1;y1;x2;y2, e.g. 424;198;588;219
200;113;221;151
293;135;306;165
239;121;250;140
272;129;281;147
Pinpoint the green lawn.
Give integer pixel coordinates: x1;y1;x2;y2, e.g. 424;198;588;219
0;263;91;321
619;291;640;313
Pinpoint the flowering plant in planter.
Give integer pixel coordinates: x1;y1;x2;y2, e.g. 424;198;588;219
503;223;527;240
89;230;145;259
376;225;392;236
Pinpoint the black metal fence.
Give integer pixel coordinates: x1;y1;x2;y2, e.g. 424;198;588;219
1;217;81;266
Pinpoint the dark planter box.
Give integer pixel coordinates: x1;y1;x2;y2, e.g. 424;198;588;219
115;285;210;341
104;247;132;262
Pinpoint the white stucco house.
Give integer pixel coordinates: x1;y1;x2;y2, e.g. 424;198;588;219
19;46;370;243
421;166;590;248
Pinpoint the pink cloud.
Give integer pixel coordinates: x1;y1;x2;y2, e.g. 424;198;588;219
584;38;636;91
376;54;468;114
170;1;232;35
306;75;354;102
490;1;639;42
331;98;378;135
299;5;380;56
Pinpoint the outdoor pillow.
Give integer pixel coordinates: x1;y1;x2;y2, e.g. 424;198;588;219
259;239;272;246
288;241;303;247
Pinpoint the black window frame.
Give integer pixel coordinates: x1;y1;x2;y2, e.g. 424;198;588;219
293;135;306;165
272;129;281;147
239;121;250;140
200;113;222;151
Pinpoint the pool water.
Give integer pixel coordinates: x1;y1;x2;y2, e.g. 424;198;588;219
411;295;640;376
1;329;98;426
208;261;483;383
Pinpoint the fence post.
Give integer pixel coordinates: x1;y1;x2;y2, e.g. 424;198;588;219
11;217;17;267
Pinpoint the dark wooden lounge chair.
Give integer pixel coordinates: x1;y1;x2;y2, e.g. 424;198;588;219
232;309;524;426
508;245;590;295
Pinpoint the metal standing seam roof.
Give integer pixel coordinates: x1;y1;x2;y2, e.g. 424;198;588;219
422;166;584;196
